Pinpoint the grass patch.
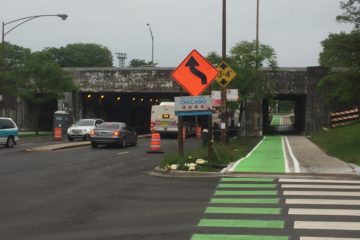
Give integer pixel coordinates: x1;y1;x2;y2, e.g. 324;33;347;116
160;137;261;172
19;131;52;138
309;120;360;165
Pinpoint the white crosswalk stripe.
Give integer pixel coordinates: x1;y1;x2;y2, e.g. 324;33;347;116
281;178;360;239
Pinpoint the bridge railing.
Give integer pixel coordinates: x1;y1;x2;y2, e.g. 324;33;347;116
330;107;359;128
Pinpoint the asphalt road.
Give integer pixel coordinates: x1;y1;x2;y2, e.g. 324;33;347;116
2;137;360;240
0;137;218;240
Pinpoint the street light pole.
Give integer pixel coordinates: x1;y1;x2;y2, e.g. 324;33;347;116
256;0;259;68
2;14;68;43
146;23;154;66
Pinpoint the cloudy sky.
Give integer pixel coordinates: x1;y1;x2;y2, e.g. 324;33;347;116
1;0;353;67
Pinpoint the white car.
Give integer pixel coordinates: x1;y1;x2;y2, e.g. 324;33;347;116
66;119;104;141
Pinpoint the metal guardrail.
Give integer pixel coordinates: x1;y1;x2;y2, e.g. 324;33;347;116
330;107;359;128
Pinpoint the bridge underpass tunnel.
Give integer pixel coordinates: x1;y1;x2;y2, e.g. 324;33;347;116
80;92;179;134
262;94;306;135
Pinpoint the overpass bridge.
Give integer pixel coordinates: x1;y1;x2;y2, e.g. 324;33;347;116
58;66;329;135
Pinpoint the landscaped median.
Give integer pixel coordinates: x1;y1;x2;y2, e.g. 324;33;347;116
158;137;262;173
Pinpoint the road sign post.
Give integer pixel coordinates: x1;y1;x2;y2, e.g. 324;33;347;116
215;61;237;144
172;50;218;157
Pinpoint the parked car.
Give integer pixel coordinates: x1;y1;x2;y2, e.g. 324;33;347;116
66;119;104;141
90;122;137;148
0;117;19;148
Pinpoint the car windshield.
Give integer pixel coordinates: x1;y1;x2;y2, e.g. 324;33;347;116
74;119;94;127
97;123;120;130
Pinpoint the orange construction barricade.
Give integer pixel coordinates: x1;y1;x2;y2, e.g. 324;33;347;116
147;132;164;153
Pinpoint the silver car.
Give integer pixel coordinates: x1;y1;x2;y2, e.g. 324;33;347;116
90;122;137;148
67;119;104;141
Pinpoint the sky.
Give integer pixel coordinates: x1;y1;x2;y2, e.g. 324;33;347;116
1;0;354;68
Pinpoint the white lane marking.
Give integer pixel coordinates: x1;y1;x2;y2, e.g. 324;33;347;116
117;151;129;155
294;221;360;231
282;184;360;189
284;136;300;173
284;191;360;196
300;237;360;240
286;199;360;205
50;146;89;152
280;179;360;184
228;136;265;172
282;137;290;173
289;208;360;216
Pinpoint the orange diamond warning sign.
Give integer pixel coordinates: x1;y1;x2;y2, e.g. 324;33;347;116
171;49;218;96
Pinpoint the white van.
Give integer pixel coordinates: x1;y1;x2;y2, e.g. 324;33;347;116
150;102;195;137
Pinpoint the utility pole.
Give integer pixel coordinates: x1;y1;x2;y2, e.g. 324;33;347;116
220;0;227;144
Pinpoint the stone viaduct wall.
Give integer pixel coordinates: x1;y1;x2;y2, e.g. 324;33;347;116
61;66;329;135
0;66;330;134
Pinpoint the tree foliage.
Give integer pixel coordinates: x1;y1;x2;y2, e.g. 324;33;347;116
206;41;278;136
319;0;360;108
128;58;155;67
46;43;113;67
0;43;31;95
336;0;360;30
17;51;77;104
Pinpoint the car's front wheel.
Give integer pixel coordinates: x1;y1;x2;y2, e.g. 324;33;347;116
5;137;15;148
68;136;74;141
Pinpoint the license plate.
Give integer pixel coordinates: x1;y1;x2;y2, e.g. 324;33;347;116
160;121;169;126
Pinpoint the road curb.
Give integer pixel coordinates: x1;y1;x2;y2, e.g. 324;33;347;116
148;166;360;179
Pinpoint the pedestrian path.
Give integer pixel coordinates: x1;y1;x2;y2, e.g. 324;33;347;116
191;177;360;240
231;136;286;173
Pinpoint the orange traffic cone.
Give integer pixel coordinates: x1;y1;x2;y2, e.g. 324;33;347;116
147;131;164;153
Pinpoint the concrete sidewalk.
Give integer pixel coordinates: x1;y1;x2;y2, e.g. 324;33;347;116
286;136;357;174
27;134;151;152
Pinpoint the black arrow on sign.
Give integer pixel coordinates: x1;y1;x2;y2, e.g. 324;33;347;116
185;56;207;85
220;79;227;86
220;63;227;69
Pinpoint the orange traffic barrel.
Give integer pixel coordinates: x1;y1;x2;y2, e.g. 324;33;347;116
54;127;62;141
195;126;202;138
147;132;164;153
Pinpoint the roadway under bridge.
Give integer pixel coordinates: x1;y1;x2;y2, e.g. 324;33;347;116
2;66;330;134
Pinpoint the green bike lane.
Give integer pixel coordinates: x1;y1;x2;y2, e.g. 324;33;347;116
192;136;288;240
191;177;288;240
231;135;286;173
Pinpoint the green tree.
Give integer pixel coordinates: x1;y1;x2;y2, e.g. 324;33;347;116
46;43;113;67
336;0;360;30
206;41;278;136
128;58;155;67
319;0;360;109
17;50;77;134
0;42;31;95
229;41;277;136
